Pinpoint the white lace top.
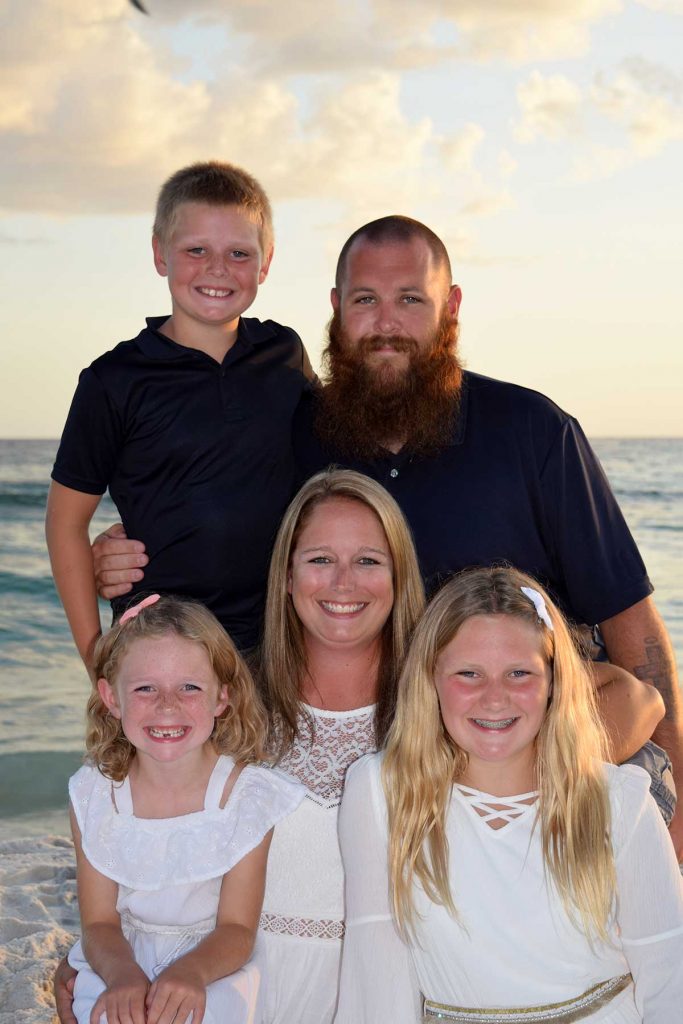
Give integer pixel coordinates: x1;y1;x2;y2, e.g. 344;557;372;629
336;755;683;1024
259;703;377;1024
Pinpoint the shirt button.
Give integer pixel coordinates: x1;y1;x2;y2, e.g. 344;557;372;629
389;468;399;478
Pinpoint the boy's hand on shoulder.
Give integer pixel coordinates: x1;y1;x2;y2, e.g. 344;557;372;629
92;523;149;599
91;964;149;1024
146;962;206;1024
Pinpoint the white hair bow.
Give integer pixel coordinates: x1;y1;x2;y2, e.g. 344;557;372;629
520;587;553;631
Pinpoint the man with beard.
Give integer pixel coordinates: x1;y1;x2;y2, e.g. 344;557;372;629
90;214;682;859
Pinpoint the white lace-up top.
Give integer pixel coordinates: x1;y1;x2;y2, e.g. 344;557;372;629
335;754;683;1024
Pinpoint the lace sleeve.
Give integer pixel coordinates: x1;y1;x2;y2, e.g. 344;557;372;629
335;754;421;1024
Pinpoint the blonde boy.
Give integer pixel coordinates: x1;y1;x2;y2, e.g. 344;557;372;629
47;162;313;668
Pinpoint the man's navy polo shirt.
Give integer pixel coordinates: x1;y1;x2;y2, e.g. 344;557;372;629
52;316;313;650
293;371;653;626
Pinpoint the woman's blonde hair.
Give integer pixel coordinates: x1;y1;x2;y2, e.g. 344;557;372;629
260;469;425;753
87;594;268;780
383;565;615;941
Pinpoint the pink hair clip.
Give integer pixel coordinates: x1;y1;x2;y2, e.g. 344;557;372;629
119;593;161;625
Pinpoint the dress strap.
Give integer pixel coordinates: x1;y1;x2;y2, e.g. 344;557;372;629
204;755;236;810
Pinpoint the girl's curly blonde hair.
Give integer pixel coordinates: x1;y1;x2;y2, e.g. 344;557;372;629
87;594;268;780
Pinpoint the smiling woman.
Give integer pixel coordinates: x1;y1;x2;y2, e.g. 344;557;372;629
256;469;425;1024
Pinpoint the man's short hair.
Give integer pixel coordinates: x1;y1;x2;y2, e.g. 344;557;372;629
335;215;452;291
153;161;273;252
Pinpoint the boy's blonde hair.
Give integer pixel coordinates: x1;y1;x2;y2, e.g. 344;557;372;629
260;469;425;753
88;594;268;780
153;160;273;253
383;565;615;941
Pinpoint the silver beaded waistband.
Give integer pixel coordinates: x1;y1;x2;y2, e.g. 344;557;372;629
423;974;632;1023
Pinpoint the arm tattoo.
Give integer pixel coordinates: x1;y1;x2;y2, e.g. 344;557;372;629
633;635;675;719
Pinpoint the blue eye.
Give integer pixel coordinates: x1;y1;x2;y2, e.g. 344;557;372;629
188;247;206;256
308;555;332;564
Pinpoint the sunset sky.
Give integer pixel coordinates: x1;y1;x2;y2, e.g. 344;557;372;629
1;0;681;438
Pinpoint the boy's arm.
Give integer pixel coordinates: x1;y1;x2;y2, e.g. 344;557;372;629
46;481;104;672
70;806;149;1024
145;831;272;1024
591;661;665;764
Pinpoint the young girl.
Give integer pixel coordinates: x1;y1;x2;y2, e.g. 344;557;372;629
336;567;683;1023
68;594;304;1024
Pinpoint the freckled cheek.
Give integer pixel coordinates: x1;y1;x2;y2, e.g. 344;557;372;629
435;681;473;722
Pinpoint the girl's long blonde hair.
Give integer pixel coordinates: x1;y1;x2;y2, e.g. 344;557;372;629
88;595;268;781
260;469;425;753
383;566;615;941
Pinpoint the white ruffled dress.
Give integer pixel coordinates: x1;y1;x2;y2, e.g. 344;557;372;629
68;756;305;1024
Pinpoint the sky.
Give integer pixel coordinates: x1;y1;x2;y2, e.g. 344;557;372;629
1;0;681;438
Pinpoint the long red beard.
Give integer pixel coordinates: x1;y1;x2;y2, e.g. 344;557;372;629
315;310;463;461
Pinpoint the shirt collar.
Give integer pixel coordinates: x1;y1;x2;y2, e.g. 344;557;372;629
136;316;279;360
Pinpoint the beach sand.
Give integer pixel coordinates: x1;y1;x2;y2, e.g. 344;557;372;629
0;835;78;1024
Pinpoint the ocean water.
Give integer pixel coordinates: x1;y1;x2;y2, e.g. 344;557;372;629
0;438;681;838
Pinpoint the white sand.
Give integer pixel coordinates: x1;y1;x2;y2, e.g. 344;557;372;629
0;835;78;1024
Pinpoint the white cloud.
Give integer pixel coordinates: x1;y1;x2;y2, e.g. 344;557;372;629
380;0;621;65
514;71;583;141
498;149;518;176
591;67;683;156
570;144;632;181
511;59;682;181
71;0;623;70
635;0;683;12
459;189;513;217
439;123;485;172
0;0;512;232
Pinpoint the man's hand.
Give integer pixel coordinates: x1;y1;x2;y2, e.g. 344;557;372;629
92;524;148;600
53;957;77;1024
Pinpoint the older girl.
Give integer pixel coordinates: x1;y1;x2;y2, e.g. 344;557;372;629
337;567;683;1023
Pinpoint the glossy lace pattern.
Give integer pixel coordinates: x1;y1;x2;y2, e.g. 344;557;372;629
260;911;345;941
275;706;376;809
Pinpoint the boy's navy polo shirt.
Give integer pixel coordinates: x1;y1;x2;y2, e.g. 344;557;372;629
52;316;313;650
293;371;652;626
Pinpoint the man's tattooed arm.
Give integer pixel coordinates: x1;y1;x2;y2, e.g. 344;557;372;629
600;596;683;860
